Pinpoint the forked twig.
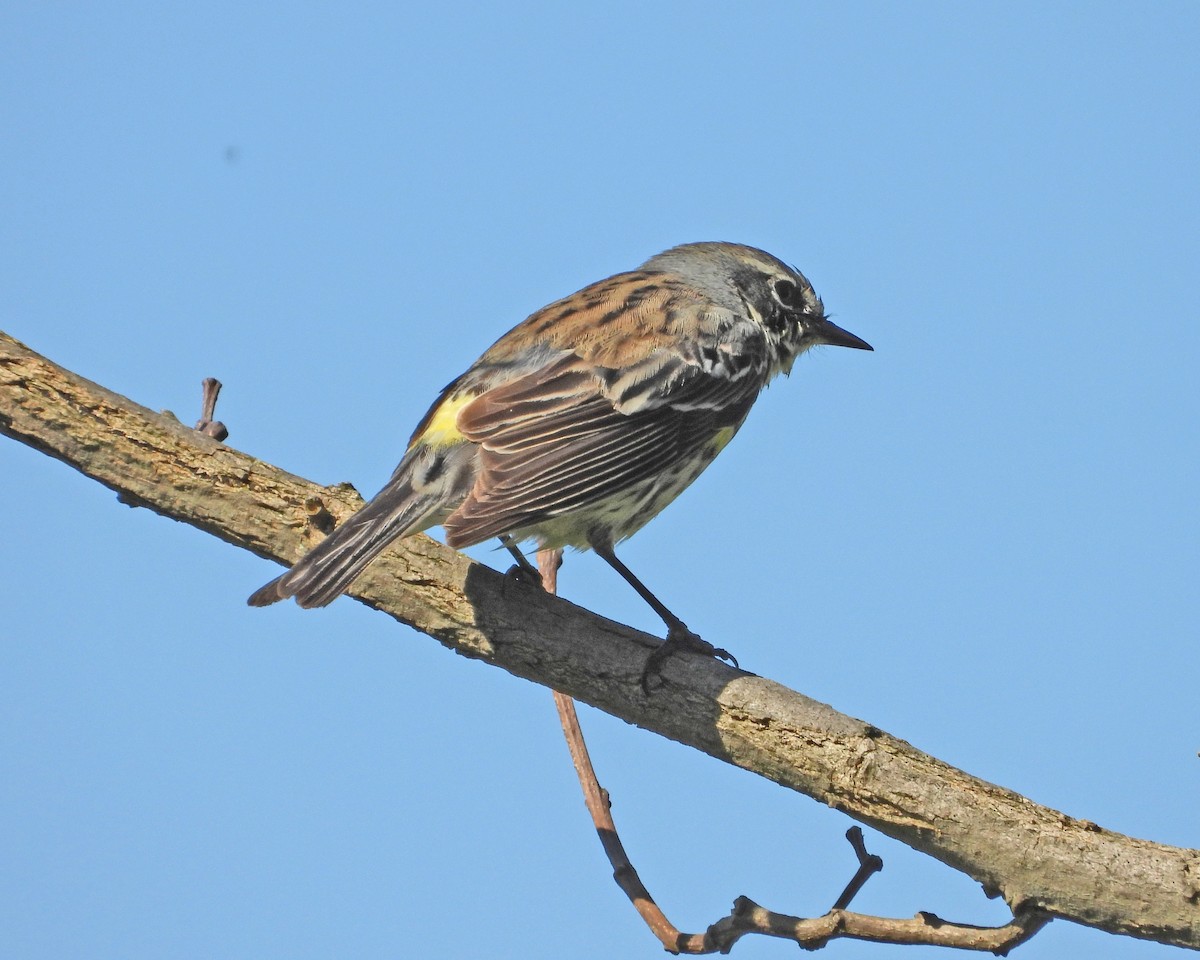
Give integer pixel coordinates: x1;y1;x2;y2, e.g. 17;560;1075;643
832;827;883;910
536;547;1051;954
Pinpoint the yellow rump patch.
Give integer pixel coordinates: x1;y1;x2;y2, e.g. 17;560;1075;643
411;392;476;449
709;426;737;454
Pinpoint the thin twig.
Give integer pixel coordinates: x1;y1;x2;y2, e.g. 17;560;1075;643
707;900;1051;954
538;549;689;952
832;826;884;910
536;549;1051;954
193;377;228;441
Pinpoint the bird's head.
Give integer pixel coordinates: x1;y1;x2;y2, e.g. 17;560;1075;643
644;241;872;376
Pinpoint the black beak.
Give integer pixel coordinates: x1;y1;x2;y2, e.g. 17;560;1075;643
810;316;873;351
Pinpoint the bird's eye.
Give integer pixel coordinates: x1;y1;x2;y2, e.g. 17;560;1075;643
773;279;798;307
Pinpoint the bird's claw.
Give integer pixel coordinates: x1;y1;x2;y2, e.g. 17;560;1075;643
504;563;543;589
640;623;739;693
713;646;738;668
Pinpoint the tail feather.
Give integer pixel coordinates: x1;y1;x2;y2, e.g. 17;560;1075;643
247;479;442;609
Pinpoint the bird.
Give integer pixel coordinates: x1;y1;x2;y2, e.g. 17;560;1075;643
248;242;872;685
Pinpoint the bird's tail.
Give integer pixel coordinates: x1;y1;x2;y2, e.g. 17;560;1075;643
247;467;448;609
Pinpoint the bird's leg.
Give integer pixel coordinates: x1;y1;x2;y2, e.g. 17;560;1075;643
590;540;738;692
498;535;543;587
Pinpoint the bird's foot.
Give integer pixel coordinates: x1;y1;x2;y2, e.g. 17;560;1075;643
640;622;738;693
504;561;543;589
499;535;544;590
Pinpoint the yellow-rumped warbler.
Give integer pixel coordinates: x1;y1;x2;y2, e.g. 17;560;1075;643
249;242;871;681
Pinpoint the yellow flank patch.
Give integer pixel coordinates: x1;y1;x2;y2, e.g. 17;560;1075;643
412;392;475;448
709;426;737;454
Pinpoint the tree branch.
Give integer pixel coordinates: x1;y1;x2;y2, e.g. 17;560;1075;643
3;329;1198;950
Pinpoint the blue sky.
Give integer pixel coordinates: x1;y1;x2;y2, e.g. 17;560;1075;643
2;3;1197;958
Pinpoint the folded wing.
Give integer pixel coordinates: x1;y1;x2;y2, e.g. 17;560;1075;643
443;326;767;547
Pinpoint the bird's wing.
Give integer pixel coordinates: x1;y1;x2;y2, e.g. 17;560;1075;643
442;317;768;547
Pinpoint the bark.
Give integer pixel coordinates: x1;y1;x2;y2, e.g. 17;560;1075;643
2;329;1197;950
